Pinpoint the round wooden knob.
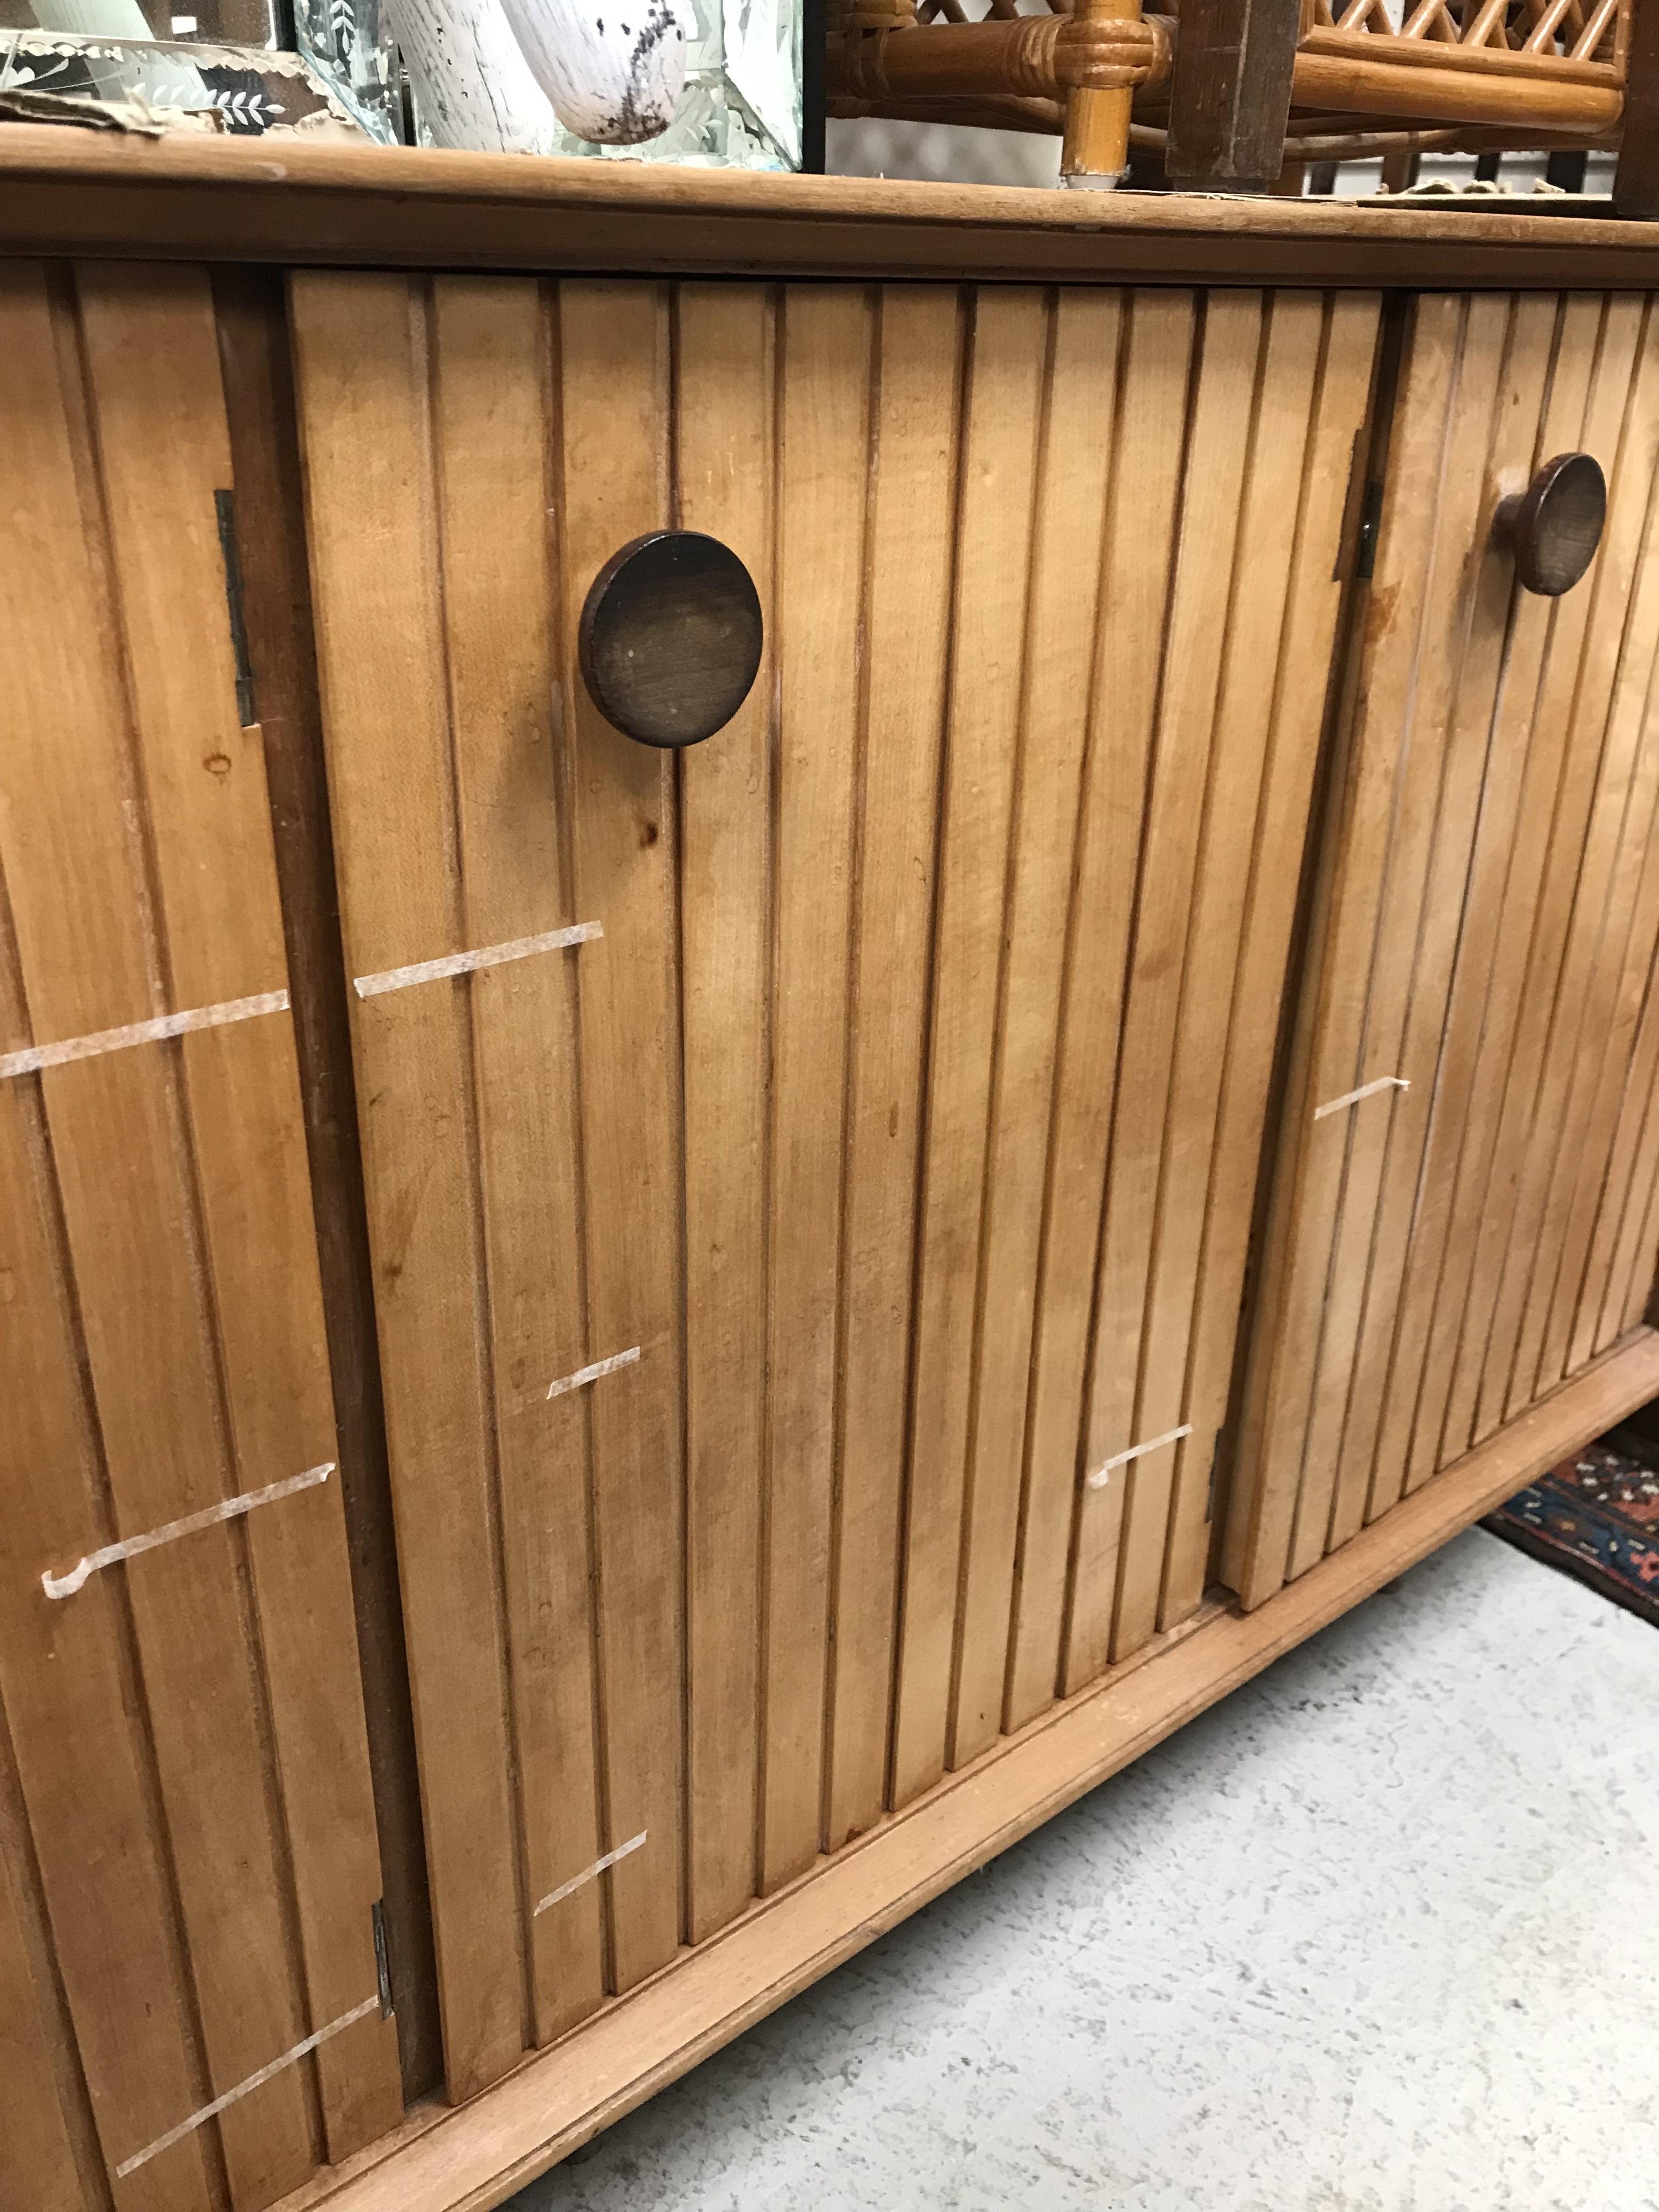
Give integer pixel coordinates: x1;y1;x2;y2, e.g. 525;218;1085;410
1493;453;1606;597
579;531;763;748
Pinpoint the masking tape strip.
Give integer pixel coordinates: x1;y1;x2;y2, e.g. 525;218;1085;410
0;989;290;1080
533;1830;648;1916
1086;1423;1193;1490
42;1463;334;1600
1313;1074;1409;1120
546;1345;641;1401
115;1996;380;2178
353;921;602;999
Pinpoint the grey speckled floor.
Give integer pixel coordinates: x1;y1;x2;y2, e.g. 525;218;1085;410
508;1528;1659;2212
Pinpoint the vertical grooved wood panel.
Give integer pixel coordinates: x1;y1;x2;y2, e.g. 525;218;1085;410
1357;294;1601;1525
1583;922;1659;1357
15;238;1659;2212
428;275;606;2047
1466;299;1657;1446
678;284;776;1939
290;271;528;2101
1228;292;1468;1609
1628;1088;1659;1327
1508;325;1659;1409
949;287;1121;1765
759;285;870;1895
893;286;1047;1811
0;1688;95;2212
290;274;1374;2100
1231;289;1659;1611
1417;302;1624;1476
1551;805;1659;1372
1154;290;1380;1637
0;258;397;2210
1067;290;1269;1692
557;282;686;1992
1003;290;1198;1729
1310;290;1556;1554
79;262;402;2174
824;285;963;1851
1284;289;1513;1583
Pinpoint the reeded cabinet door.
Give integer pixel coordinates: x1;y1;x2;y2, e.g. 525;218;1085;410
0;265;400;2211
290;272;1377;2099
1229;291;1659;1612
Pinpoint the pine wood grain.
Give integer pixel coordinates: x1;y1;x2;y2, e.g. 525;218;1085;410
1229;294;1467;1610
1315;290;1556;1549
1361;294;1601;1517
1;254;398;2210
759;285;871;1891
1070;290;1266;1687
5;129;1659;291
427;275;608;2045
1161;290;1383;1628
265;1328;1659;2212
893;287;1046;1808
1471;298;1653;1444
1513;329;1659;1404
1433;301;1634;1466
1584;922;1659;1358
1281;290;1511;1583
555;281;687;1987
1003;291;1194;1728
949;288;1122;1765
0;260;221;2212
825;286;962;1849
290;269;528;2101
1550;800;1659;1383
78;259;402;2169
211;263;444;2107
676;284;776;1938
0;1663;94;2210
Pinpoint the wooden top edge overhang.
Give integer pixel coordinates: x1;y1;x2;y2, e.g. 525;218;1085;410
2;123;1659;283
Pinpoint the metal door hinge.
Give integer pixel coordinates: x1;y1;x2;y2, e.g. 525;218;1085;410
371;1899;393;2018
1354;481;1384;582
214;488;257;727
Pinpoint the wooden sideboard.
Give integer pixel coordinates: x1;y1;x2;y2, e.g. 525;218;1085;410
3;131;1659;2212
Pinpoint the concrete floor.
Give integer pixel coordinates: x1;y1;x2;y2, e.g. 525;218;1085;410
510;1530;1659;2212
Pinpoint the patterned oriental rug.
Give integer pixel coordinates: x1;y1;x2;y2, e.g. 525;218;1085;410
1483;1428;1659;1630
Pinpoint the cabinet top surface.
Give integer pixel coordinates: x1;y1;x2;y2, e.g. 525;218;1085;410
1;125;1657;285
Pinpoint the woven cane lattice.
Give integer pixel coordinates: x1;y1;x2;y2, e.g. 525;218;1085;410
1305;0;1626;67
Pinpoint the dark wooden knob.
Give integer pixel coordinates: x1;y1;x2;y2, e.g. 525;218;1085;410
1493;453;1606;597
579;531;763;748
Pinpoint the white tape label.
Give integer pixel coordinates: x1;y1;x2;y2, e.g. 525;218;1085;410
1313;1075;1409;1121
42;1463;333;1600
354;922;602;1000
116;1995;380;2177
1086;1424;1193;1490
533;1830;647;1916
546;1346;641;1401
0;989;289;1081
